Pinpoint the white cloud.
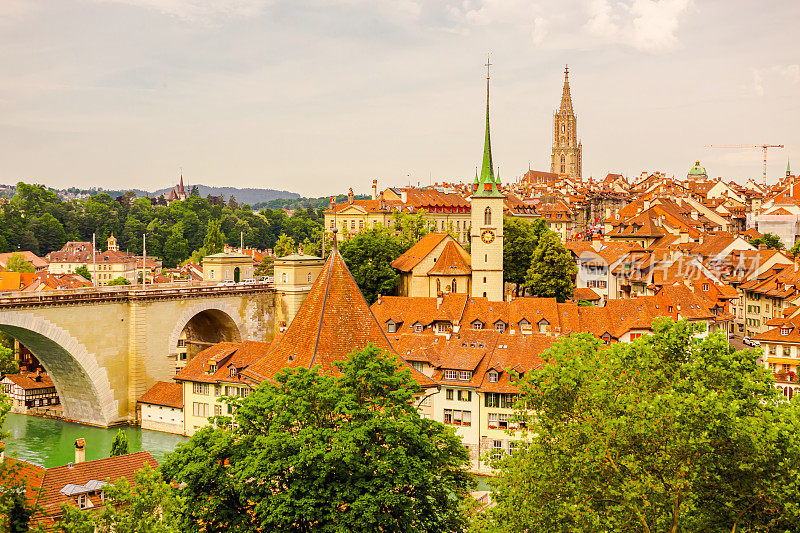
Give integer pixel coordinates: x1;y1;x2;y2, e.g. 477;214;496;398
91;0;272;24
585;0;692;53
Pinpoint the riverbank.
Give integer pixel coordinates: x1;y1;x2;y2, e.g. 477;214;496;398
2;412;188;467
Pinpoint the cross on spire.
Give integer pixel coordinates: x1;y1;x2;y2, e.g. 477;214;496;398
485;52;492;80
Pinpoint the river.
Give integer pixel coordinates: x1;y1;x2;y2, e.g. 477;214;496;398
2;413;188;468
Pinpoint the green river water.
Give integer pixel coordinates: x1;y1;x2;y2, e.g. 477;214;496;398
2;413;188;468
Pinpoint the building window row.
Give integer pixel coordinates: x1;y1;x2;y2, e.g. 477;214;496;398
443;409;471;426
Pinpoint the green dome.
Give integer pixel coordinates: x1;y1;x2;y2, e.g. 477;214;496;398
688;160;707;176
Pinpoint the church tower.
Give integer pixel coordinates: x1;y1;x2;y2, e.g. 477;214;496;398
550;65;582;179
470;55;505;302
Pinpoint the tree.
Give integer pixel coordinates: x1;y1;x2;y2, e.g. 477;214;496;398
339;227;406;304
503;217;547;295
75;265;91;281
109;429;129;457
32;212;66;254
202;219;225;255
272;233;295;257
56;463;181;533
163;224;189;268
190;185;200;197
5;253;34;273
393;211;433;247
790;239;800;257
162;344;473;532
749;232;784;250
255;256;274;277
0;344;19;377
476;320;800;533
106;276;131;286
523;230;576;302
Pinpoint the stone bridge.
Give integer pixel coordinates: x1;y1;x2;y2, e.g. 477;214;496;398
0;283;275;426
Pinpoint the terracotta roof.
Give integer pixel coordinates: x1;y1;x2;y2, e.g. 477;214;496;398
137;381;183;408
391;233;449;272
174;341;268;385
573;287;601;301
427;240;471;276
242;248;436;388
35;452;158;524
0;251;48;269
2;371;55;390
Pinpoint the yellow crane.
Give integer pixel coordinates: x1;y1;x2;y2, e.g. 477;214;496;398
706;144;784;185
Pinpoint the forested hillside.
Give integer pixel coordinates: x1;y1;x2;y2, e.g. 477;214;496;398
1;183;322;267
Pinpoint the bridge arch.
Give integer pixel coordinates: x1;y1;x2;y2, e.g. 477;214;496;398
0;313;119;427
168;302;247;363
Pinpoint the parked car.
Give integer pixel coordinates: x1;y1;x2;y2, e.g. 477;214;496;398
743;336;761;347
217;280;237;287
240;278;259;285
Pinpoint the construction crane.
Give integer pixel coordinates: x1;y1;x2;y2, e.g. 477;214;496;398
706;144;784;185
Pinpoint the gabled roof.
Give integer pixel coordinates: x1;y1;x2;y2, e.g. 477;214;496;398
137;381;183;408
427;240;471;276
242;247;436;388
391;233;450;272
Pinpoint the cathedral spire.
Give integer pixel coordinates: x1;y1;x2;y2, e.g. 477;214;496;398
559;64;573;114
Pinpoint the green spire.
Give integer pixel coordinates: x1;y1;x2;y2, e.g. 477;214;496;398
788;158;792;177
473;53;504;198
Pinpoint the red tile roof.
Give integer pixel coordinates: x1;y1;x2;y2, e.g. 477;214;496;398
137;381;183;408
427;241;471;276
391;233;449;272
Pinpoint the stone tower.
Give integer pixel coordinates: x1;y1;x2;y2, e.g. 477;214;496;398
550;65;582;179
470;58;505;302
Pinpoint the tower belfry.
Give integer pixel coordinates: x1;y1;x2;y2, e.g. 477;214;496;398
550;65;582;179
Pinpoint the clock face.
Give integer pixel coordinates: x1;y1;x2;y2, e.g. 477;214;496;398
481;229;495;244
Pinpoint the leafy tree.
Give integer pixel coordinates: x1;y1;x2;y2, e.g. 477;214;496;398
106;276;131;286
749;232;784;250
476;320;800;533
0;344;19;377
255;256;274;277
503;217;547;295
524;230;576;302
57;463;181;533
162;344;473;532
32;212;66;253
109;429;129;457
339;227;407;304
75;265;92;281
790;239;800;257
202;219;225;255
273;234;295;257
163;224;189;268
190;185;199;197
5;253;35;273
393;210;433;247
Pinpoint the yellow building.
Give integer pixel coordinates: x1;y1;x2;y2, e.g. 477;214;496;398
754;315;800;401
202;252;255;283
45;237;138;286
274;252;325;329
391;233;471;298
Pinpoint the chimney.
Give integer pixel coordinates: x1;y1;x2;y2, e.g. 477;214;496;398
348;188;354;204
372;179;378;200
75;438;86;464
437;293;443;308
329;196;335;210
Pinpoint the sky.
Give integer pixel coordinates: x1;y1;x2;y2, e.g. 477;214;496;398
0;0;798;197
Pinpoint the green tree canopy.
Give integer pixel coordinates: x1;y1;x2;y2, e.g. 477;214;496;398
272;233;296;257
476;320;800;533
503;217;547;294
523;230;576;302
0;344;19;377
109;429;129;457
254;256;274;277
74;265;92;281
5;253;35;273
749;232;784;250
106;276;131;286
162;344;473;532
339;227;407;304
202;219;225;255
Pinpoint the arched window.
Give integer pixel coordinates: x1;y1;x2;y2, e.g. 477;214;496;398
484;207;491;226
560;155;565;163
561;125;565;133
436;279;441;293
281;273;287;283
452;278;457;293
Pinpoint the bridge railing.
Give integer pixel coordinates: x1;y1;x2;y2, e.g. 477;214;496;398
0;280;274;307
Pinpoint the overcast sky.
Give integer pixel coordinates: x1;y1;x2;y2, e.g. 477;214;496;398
1;0;798;197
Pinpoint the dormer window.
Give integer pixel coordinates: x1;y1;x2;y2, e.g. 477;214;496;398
488;370;499;383
601;333;611;345
208;364;216;374
702;283;709;291
472;320;484;330
538;319;549;333
387;320;397;333
494;321;506;332
229;367;236;377
519;319;531;330
413;322;423;333
781;327;791;336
